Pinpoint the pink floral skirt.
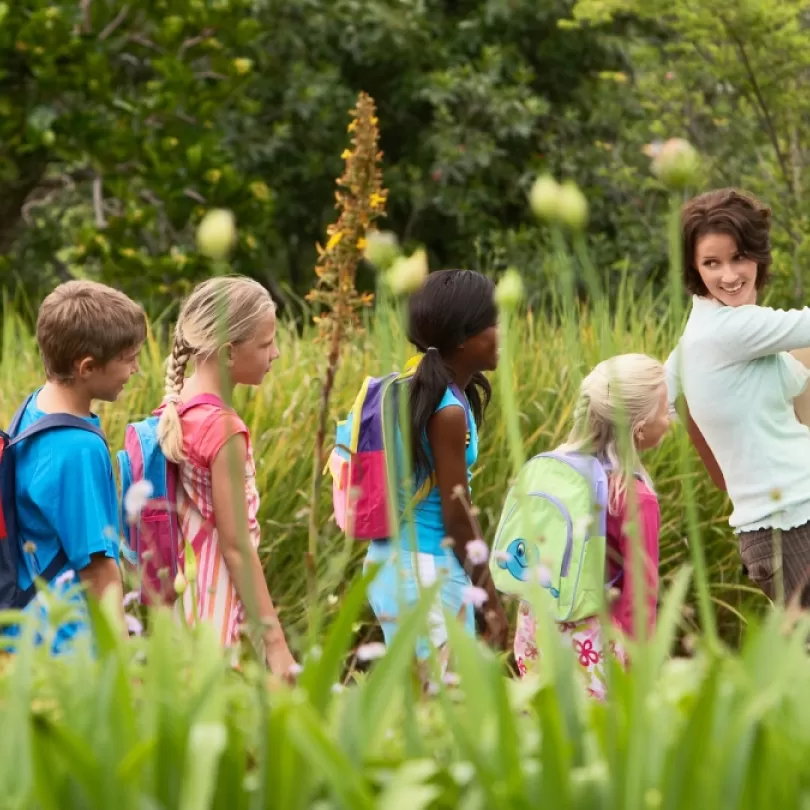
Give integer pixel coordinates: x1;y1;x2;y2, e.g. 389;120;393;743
513;601;628;701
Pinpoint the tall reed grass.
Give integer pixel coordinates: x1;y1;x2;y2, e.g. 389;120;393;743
0;279;760;652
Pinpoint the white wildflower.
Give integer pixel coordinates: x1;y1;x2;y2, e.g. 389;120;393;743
174;571;187;596
495;268;524;311
124;480;154;524
650;138;700;190
535;565;553;588
196;208;237;259
364;229;401;270
557;181;589;231
529;174;561;221
356;642;387;662
573;514;593;538
465;538;489;566
54;569;75;588
126;614;143;636
461;585;489;608
386;248;428;296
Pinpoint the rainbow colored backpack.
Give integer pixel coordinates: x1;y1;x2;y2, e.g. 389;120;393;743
329;360;436;540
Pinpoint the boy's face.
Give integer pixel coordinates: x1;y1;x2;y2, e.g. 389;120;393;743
77;344;143;402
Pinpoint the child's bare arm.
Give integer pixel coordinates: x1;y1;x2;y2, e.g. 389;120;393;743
427;406;509;650
210;434;296;676
78;554;124;630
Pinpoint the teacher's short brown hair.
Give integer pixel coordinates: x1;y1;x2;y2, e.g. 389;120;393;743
681;188;772;297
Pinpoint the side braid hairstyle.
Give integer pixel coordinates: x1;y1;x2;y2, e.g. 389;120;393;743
156;275;276;464
157;328;194;463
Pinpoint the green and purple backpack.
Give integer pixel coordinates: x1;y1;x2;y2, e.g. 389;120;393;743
489;451;620;622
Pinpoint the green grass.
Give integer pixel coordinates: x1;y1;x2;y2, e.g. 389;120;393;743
1;269;806;809
0;283;761;655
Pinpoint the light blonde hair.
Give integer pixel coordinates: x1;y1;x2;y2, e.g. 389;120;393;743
157;275;276;463
36;280;146;382
558;353;665;512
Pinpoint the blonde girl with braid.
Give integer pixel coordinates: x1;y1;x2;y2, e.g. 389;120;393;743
156;276;297;678
513;354;670;699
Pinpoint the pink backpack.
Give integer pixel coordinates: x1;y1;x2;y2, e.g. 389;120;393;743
117;394;224;605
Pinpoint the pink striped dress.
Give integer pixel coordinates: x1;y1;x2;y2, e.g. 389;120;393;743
175;399;261;650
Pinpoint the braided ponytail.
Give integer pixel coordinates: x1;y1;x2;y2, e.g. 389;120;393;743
156;275;275;464
157;328;192;463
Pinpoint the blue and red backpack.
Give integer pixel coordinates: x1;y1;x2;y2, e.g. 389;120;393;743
0;393;106;610
117;394;225;605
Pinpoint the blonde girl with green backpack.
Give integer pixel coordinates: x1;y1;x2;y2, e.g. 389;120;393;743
491;354;670;699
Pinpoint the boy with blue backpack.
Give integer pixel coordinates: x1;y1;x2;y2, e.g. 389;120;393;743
0;280;146;653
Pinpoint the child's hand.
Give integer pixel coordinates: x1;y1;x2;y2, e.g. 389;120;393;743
266;642;299;684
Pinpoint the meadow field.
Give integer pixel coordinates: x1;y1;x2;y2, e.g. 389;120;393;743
3;280;809;809
0;281;758;655
4;0;810;798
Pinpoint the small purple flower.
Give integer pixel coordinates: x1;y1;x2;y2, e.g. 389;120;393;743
126;614;143;636
54;569;75;588
465;538;489;566
462;585;488;608
123;590;140;608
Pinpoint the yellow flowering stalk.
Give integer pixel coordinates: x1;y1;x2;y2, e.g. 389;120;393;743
305;92;387;630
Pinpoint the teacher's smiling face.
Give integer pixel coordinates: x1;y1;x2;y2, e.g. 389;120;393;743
694;231;759;308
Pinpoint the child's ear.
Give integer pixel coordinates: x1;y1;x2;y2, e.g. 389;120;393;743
76;355;97;379
222;343;235;367
634;420;646;444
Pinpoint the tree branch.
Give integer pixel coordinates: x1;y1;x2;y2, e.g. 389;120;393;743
99;5;130;42
719;15;794;197
93;175;107;228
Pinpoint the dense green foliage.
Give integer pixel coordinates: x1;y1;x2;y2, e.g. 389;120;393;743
3;2;809;805
7;0;810;310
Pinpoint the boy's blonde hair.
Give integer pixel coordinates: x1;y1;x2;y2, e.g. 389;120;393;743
157;275;275;463
36;280;146;382
558;353;665;512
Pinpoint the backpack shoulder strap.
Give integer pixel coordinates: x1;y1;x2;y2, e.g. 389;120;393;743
17;547;70;607
9;413;106;447
152;393;229;418
7;392;37;437
447;382;471;416
178;393;228;414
